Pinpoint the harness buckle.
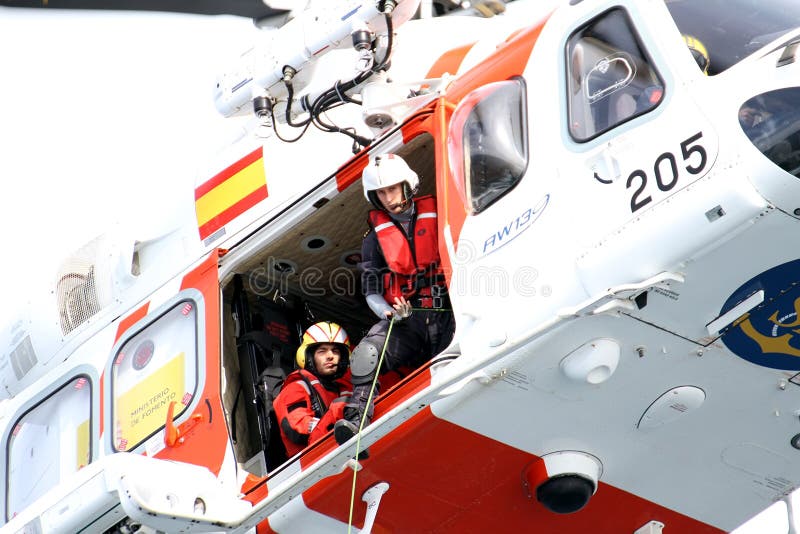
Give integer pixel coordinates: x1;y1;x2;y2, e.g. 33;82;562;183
430;284;445;309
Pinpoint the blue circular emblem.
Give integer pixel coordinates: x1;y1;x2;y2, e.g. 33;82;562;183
721;259;800;370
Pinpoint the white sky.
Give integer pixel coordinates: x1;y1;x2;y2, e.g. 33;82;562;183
0;8;258;324
0;5;795;533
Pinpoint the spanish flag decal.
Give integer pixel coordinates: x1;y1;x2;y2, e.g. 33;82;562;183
195;147;267;241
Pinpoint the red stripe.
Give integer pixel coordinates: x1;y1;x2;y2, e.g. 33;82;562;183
256;519;276;534
334;114;432;191
335;155;369;191
198;186;268;240
445;23;543;115
114;303;150;344
195;147;263;200
302;408;723;533
157;253;228;477
309;322;328;342
331;323;342;343
401;113;434;144
440;20;548;253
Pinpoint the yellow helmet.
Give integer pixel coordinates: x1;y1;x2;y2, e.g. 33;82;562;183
295;321;350;378
683;34;709;75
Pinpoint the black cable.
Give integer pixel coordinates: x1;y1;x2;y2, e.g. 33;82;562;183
372;13;394;73
270;105;311;143
310;100;371;147
269;10;394;146
308;12;394;121
334;80;361;105
311;101;342;132
283;76;313;128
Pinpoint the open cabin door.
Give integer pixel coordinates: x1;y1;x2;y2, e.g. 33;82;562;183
216;118;443;479
225;272;297;476
105;251;229;474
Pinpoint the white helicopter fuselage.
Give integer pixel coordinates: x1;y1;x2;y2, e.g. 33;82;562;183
3;0;800;532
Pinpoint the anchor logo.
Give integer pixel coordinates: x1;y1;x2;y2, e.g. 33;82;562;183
721;259;800;370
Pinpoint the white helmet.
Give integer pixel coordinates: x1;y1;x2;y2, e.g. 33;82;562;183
362;153;419;210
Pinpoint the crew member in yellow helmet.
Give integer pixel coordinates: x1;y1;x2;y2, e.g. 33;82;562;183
273;321;352;457
683;34;710;75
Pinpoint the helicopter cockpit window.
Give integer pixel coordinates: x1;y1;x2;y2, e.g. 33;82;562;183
448;78;528;214
6;376;92;521
664;0;800;76
740;88;800;177
110;299;199;452
567;8;664;141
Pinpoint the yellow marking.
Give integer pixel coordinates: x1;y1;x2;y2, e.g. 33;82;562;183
769;296;800;328
76;419;90;468
739;319;800;358
115;353;185;448
195;159;265;226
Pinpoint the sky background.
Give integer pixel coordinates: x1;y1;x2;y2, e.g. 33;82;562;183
0;7;258;325
0;5;795;533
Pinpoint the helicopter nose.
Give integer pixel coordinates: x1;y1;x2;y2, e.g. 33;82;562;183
739;87;800;177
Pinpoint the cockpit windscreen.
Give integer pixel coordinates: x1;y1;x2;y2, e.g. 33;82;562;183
665;0;800;75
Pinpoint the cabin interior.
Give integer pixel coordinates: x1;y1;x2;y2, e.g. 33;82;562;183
220;134;437;476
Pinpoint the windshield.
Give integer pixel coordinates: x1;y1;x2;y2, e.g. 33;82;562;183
665;0;800;75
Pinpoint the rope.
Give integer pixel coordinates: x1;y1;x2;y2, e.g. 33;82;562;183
344;307;450;531
347;316;395;533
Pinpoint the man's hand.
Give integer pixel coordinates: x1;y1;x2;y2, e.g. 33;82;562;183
392;296;412;320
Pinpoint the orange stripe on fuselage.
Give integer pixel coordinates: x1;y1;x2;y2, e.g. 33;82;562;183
443;22;544;103
438;20;548;251
426;43;475;78
300;407;724;533
335;154;370;192
155;253;228;475
400;112;435;144
114;303;150;344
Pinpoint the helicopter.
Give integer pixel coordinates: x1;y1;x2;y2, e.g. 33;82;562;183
3;0;800;532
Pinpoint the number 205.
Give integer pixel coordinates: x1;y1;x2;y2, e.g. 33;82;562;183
626;131;707;213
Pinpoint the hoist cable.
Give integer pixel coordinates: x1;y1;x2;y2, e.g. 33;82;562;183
346;315;395;532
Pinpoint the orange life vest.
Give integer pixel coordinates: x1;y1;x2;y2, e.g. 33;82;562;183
368;195;445;305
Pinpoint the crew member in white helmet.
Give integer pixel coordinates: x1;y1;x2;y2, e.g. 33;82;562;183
335;153;454;445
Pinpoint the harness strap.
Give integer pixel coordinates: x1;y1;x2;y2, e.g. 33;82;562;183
297;373;326;419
